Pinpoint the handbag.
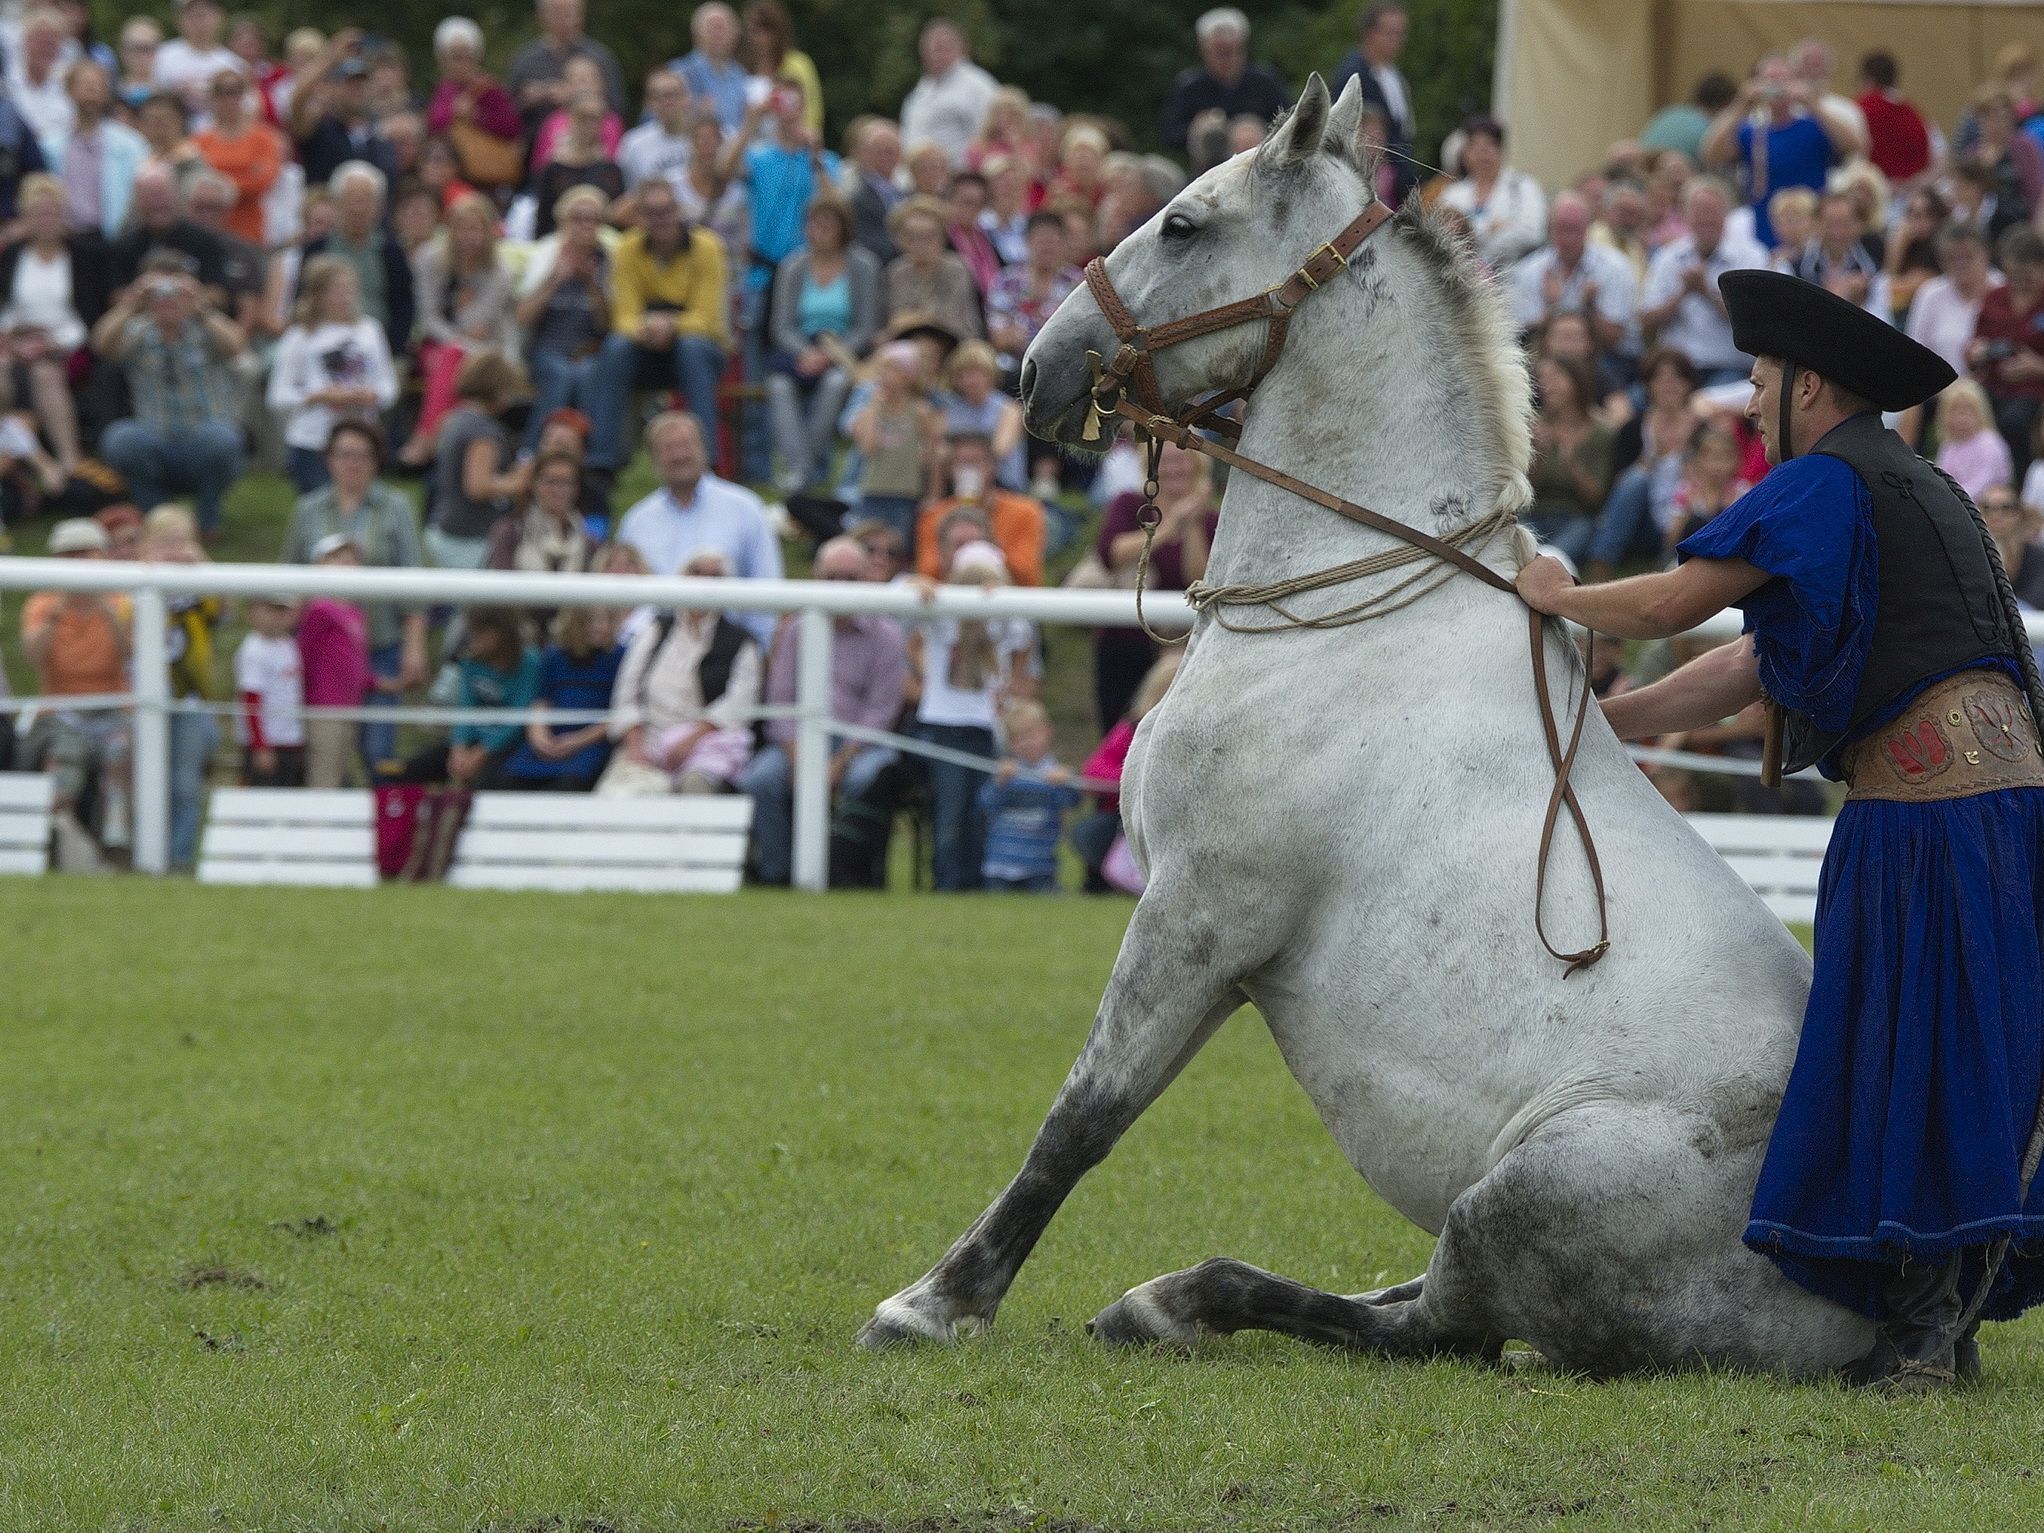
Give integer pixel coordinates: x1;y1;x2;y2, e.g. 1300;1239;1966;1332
449;117;525;189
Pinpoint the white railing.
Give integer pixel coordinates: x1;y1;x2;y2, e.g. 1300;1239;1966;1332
3;556;2036;888
0;558;1197;886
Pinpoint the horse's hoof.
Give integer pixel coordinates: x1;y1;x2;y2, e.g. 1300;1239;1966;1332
1086;1291;1197;1351
856;1295;958;1350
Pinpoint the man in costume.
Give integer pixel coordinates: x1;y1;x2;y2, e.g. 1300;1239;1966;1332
1516;269;2044;1389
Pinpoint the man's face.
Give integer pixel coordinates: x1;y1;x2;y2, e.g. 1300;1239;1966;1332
1607;186;1646;234
859;123;900;177
1367;9;1407;62
1687;190;1728;250
180;0;222;48
24;21;61;74
147;277;196;330
134;173;176;228
696;6;736;59
209;72;245;126
1025;221;1062;269
68;61;110;116
1818;200;1857;249
337;179;380;235
815;544;868;582
187;183;231;229
640;189;683;241
1745;357;1785;464
653;420;706;487
646;72;687;129
949;443;993;495
921;23;963;76
541;0;582;40
1550;200;1589;263
1200;26;1246;82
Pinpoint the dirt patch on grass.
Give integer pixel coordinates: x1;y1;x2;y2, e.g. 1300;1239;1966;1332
271;1215;341;1238
178;1265;267;1290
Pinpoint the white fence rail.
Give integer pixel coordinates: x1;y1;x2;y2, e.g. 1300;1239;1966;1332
1;557;2036;889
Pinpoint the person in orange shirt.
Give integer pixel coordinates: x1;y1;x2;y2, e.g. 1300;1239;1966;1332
18;517;134;848
192;66;283;246
914;431;1046;584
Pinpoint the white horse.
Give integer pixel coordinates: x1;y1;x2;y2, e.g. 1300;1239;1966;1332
858;76;1869;1376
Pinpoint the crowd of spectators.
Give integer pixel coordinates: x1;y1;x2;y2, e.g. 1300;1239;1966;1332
4;1;2044;886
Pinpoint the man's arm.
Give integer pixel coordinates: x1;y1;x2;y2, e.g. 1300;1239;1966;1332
1516;553;1769;641
1804;87;1862;158
1602;636;1764;741
1697;88;1752;168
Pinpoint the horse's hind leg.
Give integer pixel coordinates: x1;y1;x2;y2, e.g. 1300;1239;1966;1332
1088;1258;1499;1360
857;897;1253;1348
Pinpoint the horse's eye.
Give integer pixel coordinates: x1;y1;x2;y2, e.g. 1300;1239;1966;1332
1162;214;1198;241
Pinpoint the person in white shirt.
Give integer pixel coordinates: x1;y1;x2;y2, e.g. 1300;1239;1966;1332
265;254;399;495
619;67;693;194
1791;37;1870;159
234;596;308;786
8;9;77;165
1900;222;2001;446
1638;176;1770;383
615;411;785;643
898;18;996;169
152;0;246;120
1507;191;1638;360
1438;117;1547;271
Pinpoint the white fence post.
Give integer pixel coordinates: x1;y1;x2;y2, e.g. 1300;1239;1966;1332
129;586;170;875
791;605;833;892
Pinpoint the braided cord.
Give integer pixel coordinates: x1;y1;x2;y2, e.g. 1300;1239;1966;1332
1929;460;2044;1334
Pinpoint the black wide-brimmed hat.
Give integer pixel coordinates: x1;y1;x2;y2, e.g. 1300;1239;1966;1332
1719;269;1954;411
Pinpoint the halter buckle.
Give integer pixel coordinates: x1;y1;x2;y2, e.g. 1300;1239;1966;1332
1295;243;1348;291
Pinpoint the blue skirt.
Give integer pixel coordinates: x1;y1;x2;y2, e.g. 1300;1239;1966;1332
1745;787;2044;1321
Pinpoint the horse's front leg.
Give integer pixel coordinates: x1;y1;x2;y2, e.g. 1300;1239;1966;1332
857;898;1248;1348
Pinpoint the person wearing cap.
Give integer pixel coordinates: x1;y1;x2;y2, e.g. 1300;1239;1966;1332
19;516;132;849
1518;270;2044;1390
287;30;396;192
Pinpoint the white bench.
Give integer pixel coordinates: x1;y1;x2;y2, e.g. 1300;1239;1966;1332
449;793;752;893
198;788;378;887
197;787;753;894
0;773;55;875
1687;812;1833;925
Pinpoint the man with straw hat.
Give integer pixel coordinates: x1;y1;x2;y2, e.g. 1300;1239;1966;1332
1518;269;2044;1390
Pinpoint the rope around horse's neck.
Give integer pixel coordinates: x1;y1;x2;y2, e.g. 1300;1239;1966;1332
1165;502;1519;637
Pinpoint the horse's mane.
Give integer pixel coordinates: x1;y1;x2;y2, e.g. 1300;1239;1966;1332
1386;200;1536;516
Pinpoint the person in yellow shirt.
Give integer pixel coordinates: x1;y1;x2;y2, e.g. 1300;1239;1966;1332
587;178;730;474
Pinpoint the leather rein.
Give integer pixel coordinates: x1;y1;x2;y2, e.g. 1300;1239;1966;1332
1079;203;1611;976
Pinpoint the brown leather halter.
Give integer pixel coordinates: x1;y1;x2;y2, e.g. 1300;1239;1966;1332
1081;202;1612;975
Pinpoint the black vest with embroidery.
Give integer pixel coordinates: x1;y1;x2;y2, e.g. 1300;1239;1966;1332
1777;412;2014;774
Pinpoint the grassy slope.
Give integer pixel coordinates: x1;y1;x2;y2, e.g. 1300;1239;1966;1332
3;878;2042;1532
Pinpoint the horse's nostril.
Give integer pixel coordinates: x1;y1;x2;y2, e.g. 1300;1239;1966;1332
1018;357;1036;400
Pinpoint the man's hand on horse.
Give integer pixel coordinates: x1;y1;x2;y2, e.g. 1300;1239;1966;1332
1515;554;1577;615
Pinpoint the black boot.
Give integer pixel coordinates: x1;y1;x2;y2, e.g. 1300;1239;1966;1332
1847;1256;1962;1392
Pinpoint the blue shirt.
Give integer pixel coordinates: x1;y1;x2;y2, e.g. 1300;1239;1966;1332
672;52;749;133
1735;115;1837;246
503;643;623;780
978;762;1079;882
453;647;544;753
614;476;786;644
1679;447;2021;776
742;142;840;292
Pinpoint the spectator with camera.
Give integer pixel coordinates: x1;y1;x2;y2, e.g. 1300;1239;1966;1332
1698;54;1859;248
91;259;245;535
1971;226;2044;483
506;0;626;128
288;30;395;191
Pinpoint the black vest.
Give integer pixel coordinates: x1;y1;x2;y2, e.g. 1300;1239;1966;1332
639;613;752;711
1778;412;2013;774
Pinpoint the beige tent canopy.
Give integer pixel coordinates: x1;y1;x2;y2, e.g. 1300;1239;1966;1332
1494;0;2044;189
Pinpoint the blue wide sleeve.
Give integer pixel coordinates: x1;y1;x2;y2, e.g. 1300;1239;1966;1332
1677;455;1876;733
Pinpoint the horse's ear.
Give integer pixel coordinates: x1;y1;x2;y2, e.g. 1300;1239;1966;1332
1262;73;1330;172
1323;76;1368;175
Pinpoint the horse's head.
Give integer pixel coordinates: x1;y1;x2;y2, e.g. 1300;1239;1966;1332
1020;73;1379;446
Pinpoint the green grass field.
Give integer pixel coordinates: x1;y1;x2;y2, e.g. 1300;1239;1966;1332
5;878;2044;1533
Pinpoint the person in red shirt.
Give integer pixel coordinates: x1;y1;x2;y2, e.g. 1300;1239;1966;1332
1854;51;1931;188
1969;226;2044;483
